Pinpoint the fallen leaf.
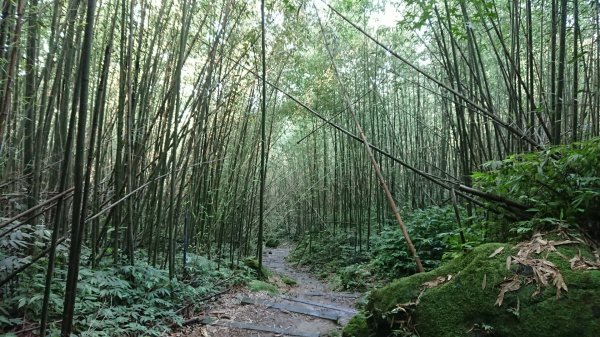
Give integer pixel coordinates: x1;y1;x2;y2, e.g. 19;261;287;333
553;240;576;246
553;273;568;294
569;251;600;270
489;247;505;258
421;275;452;290
496;277;521;306
482;273;487;290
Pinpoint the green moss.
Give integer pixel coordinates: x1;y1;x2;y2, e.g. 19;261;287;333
248;280;279;295
243;257;270;278
281;275;298;286
342;313;369;337
366;242;600;337
265;238;280;248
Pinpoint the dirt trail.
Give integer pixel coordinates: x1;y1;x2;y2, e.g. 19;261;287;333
185;247;359;337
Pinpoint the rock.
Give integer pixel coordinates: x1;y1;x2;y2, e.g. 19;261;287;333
265;238;280;248
342;313;369;337
243;257;270;278
353;239;600;337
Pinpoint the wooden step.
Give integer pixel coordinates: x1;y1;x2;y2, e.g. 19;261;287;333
281;296;357;314
199;317;320;337
241;297;340;322
304;291;360;298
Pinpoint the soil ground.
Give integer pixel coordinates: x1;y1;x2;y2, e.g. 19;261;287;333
179;247;359;337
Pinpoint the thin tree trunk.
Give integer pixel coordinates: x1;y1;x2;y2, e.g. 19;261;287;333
61;0;97;334
316;10;424;273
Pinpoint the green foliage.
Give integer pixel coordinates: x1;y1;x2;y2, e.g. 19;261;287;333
248;280;279;295
474;138;600;240
0;222;55;281
281;275;298;286
288;229;365;283
0;224;67;325
243;257;271;279
0;314;22;328
330;264;373;291
342;313;369;337
1;250;243;336
75;263;184;336
370;206;476;279
289;206;482;290
265;238;280;248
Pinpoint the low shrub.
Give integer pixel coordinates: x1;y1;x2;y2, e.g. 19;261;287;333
1;249;245;336
474;137;600;240
265;238;280;248
289;205;481;289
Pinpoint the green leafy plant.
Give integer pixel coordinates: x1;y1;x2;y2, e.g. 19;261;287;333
473;138;600;241
1;249;244;336
330;264;373;291
265;238;280;248
370;206;477;279
289;205;481;289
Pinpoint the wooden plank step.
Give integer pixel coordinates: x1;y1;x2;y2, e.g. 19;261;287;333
200;317;320;337
304;291;360;298
281;296;357;314
241;297;339;322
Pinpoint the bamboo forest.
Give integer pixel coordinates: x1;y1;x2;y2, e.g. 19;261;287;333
1;0;599;336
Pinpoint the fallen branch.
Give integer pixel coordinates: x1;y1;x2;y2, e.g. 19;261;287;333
458;184;529;211
0;187;74;230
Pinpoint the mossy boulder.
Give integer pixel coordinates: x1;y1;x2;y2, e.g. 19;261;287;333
248;280;279;295
361;240;600;337
281;275;298;286
342;313;369;337
265;238;280;248
243;257;270;278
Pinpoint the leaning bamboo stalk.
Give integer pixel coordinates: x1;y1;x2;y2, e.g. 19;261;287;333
0;187;75;230
325;2;543;151
232;56;531;215
316;10;424;273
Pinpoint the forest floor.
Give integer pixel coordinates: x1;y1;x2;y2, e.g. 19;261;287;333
179;247;359;337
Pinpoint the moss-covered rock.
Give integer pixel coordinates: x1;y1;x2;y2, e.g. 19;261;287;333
265;238;280;248
248;280;279;295
342;313;369;337
281;275;298;286
362;241;600;337
243;257;270;278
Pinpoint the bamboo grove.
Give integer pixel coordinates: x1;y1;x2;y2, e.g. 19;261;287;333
1;0;599;334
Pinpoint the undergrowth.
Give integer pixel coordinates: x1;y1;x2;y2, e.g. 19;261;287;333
474;137;600;241
291;138;600;291
288;206;483;290
0;238;257;336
